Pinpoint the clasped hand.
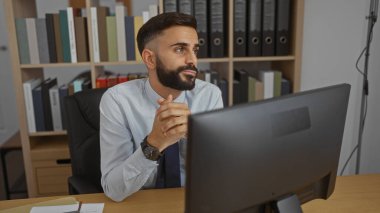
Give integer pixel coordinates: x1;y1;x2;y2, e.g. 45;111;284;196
147;94;190;152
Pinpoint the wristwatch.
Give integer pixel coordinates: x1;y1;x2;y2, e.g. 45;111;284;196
141;136;162;161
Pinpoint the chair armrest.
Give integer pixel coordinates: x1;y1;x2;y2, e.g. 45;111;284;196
68;176;102;195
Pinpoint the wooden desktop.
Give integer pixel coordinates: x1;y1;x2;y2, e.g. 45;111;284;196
0;174;379;212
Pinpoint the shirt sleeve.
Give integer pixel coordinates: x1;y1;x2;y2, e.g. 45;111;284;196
99;90;158;202
211;85;224;110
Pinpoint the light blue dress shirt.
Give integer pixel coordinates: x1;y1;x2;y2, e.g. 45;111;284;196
100;78;223;201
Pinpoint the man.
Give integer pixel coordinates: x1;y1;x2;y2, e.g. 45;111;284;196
100;12;223;202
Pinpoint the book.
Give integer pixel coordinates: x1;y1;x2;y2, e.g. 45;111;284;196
218;78;228;107
49;85;62;131
41;78;58;131
15;18;30;64
125;16;136;61
233;0;247;57
67;7;77;63
25;18;40;64
149;4;158;18
178;0;193;15
115;5;127;61
59;10;71;62
91;7;100;62
259;70;274;99
45;14;57;63
96;74;108;88
32;84;45;131
164;0;177;12
247;0;262;56
74;17;89;62
106;16;118;62
35;18;50;64
23;78;42;133
134;16;143;62
273;71;282;97
107;74;118;87
97;6;110;62
59;84;68;130
209;0;226;58
194;0;208;58
53;13;64;62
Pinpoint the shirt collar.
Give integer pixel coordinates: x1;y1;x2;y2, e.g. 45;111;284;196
144;78;186;108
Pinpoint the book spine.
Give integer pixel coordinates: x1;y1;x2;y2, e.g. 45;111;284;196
134;16;143;62
26;18;40;64
115;5;127;61
106;16;118;62
91;7;100;62
49;86;63;130
15;18;30;64
67;7;78;63
35;18;50;64
59;10;71;62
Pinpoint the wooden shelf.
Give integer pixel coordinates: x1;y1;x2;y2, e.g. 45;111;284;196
29;131;67;137
232;56;296;62
20;62;91;69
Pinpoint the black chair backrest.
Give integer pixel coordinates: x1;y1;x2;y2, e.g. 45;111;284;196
65;88;107;191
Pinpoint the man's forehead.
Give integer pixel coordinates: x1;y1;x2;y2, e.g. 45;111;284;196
158;26;198;43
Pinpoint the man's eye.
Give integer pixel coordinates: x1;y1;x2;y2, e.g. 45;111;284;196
194;48;199;56
175;47;184;54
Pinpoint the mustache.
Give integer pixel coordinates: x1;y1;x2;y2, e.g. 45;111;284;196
176;65;198;74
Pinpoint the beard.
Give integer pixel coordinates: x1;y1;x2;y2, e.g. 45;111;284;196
156;57;198;91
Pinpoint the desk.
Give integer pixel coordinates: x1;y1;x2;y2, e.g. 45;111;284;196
0;174;379;212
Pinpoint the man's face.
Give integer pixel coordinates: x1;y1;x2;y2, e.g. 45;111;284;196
153;26;200;91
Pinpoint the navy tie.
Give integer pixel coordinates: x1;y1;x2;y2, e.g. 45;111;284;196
155;142;181;188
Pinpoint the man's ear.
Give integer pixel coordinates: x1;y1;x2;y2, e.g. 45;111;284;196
142;49;156;70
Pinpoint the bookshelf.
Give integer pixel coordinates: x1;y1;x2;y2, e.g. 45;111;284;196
4;0;304;197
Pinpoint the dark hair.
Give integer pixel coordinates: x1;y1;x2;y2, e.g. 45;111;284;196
137;12;197;56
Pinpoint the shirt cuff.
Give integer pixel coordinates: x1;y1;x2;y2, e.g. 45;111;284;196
128;146;158;171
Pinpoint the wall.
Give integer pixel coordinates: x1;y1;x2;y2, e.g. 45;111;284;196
302;0;380;175
0;0;18;145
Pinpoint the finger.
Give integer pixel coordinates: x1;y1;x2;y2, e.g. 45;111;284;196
165;124;187;138
166;94;173;102
157;94;173;105
158;109;190;121
157;97;166;104
156;102;189;115
161;116;188;132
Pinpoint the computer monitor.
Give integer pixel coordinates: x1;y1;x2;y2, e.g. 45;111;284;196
185;84;351;213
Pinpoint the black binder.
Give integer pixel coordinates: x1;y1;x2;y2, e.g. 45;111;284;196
234;0;247;57
45;14;57;63
209;0;226;58
276;0;291;55
194;0;208;58
262;0;276;56
234;69;248;103
218;78;229;107
164;0;177;13
41;78;57;131
247;0;262;56
178;0;193;15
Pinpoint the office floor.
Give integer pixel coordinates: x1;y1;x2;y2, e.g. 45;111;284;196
0;144;28;200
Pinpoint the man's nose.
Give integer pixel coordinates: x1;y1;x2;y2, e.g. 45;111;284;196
185;51;197;65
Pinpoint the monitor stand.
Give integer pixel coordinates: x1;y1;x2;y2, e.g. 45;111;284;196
274;194;303;213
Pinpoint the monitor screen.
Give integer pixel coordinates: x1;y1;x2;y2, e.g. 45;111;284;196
185;84;351;213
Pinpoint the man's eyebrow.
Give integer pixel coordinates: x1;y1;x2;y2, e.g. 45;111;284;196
170;42;200;48
170;42;190;47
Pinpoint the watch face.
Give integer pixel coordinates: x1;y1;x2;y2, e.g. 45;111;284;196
142;141;160;161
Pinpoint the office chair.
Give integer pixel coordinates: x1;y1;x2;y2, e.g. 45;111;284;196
65;88;107;194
